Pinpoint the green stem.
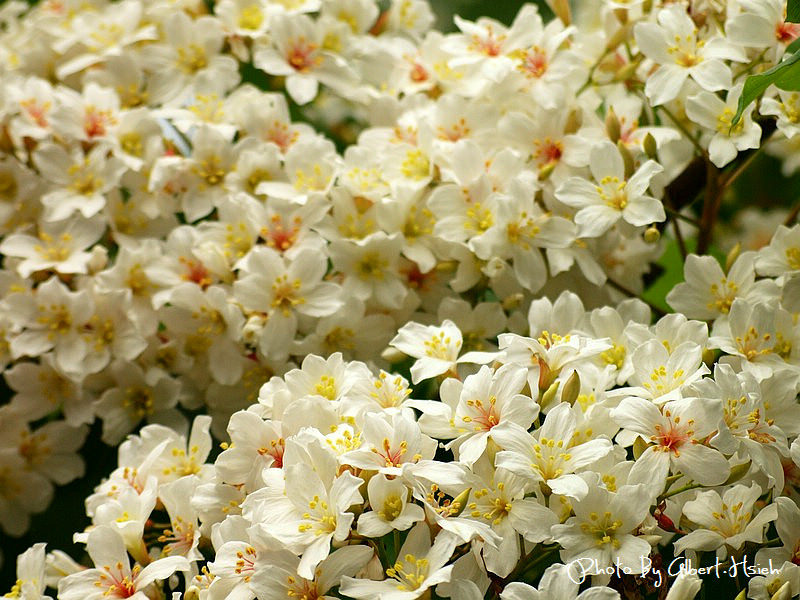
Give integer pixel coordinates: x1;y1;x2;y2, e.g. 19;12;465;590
576;49;612;95
659;480;703;500
662;472;685;494
721;143;766;190
658;104;707;158
732;48;769;80
665;206;701;227
518;546;560;581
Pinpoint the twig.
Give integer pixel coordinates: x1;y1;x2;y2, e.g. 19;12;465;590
721;144;766;190
665;206;700;227
784;199;800;226
658;105;707;158
697;159;722;255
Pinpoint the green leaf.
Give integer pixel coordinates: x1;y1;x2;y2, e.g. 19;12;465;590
732;50;800;126
788;0;800;23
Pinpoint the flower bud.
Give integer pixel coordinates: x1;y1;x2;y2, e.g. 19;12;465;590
613;8;628;24
606;108;621;144
726;242;742;273
771;582;792;600
614;61;639;82
361;553;385;580
606;23;632;51
502;292;524;311
643;132;658;159
724;461;751;485
644;226;660;243
448;487;471;517
617;140;635;178
540;379;560;409
561;371;581;405
633;436;649;459
87;245;109;274
702;347;717;367
546;0;571;25
242;314;266;345
733;590;747;600
381;347;406;363
564;108;582;135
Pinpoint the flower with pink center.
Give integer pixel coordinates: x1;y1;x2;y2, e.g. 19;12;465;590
611;396;731;493
409;364;538;467
253;13;356;105
340;411;437;476
727;0;800;57
58;526;189;600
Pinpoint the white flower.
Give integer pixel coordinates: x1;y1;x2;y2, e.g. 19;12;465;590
159;284;245;386
666;253;764;320
556;141;665;237
501;563;620;600
747;560;800;600
709;299;795;378
686;84;762;168
611;396;730;491
551;474;653;573
673;484;777;557
253;12;356;105
618;340;709;404
58;526;189;600
214;410;285;491
249;546;373;600
635;5;744;105
762;90;800;139
94;360;182;445
329;232;408;310
755;224;800;276
492;402;613;499
145;12;239;103
5;543;50;600
754;497;800;568
243;465;363;579
157;476;203;562
726;0;800;55
340;411;436;476
339;522;458;600
697;365;788;490
6;277;94;374
409;364;537;466
34;143;125;221
0;216;106;277
233;246;342;360
390;319;495;384
465;462;557;577
357;474;425;537
54;1;157;78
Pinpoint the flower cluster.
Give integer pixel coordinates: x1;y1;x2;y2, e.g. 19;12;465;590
11;281;800;600
2;0;800;598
